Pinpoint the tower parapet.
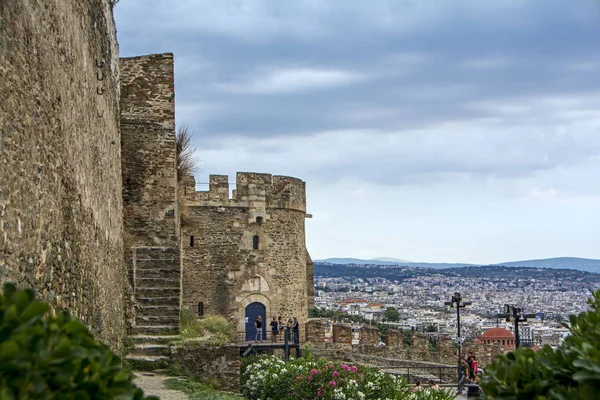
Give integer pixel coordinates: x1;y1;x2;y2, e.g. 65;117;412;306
184;172;307;213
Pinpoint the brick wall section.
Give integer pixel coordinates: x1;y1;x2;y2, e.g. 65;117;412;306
332;324;352;344
385;330;405;348
120;54;180;334
0;0;126;351
360;325;380;345
306;319;328;343
182;172;311;337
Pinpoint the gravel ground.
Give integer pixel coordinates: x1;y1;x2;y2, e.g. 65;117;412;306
134;372;188;400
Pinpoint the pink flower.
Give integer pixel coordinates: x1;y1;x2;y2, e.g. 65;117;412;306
329;380;337;387
317;389;323;396
332;371;339;377
351;366;358;373
310;369;319;375
328;364;334;369
308;376;313;382
341;364;349;371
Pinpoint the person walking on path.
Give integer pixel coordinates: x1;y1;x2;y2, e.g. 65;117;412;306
270;316;279;342
292;317;300;344
254;315;263;342
457;356;471;395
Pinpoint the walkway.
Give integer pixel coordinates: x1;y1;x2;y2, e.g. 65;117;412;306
134;372;188;400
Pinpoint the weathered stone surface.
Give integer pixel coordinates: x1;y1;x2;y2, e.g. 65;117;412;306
332;324;352;344
172;343;241;392
360;325;380;345
181;173;312;338
0;0;126;351
306;319;328;343
385;330;405;348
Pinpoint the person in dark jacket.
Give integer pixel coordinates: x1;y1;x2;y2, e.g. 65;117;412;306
270;316;279;342
292;317;299;344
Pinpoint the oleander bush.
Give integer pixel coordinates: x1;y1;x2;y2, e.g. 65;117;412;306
482;289;600;399
0;283;157;400
241;354;453;400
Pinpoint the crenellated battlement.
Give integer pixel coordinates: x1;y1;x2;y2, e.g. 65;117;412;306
183;172;306;213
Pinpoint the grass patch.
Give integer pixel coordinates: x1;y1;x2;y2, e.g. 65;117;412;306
180;308;235;344
164;378;241;399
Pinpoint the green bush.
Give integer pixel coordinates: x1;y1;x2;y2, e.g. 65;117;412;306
482;289;600;399
0;283;156;400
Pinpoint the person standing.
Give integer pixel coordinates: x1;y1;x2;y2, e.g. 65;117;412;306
270;316;279;342
254;315;263;342
292;317;299;344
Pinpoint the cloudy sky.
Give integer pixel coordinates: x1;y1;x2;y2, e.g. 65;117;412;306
115;0;600;264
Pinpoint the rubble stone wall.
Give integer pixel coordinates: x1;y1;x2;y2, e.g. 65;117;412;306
0;0;126;351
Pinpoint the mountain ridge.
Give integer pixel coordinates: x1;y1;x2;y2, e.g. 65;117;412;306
315;256;600;274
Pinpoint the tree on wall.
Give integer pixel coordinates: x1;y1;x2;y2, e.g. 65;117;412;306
383;307;400;322
175;124;199;183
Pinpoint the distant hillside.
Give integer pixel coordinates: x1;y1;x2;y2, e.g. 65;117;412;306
316;257;600;274
314;263;600;281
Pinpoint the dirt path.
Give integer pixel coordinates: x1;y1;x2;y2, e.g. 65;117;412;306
134;372;188;400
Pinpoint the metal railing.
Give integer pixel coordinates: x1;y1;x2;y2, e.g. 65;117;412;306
376;366;457;384
238;328;301;360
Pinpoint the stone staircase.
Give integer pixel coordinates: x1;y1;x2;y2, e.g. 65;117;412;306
126;247;181;369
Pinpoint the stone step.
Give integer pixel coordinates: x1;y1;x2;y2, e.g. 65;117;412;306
135;259;180;270
125;354;170;371
135;277;181;288
135;268;181;280
136;315;180;326
134;325;179;336
137;305;180;317
136;287;180;298
129;335;179;345
134;247;179;258
129;344;172;357
137;296;180;306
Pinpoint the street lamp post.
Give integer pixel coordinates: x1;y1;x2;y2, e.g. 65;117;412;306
497;304;536;348
445;292;472;384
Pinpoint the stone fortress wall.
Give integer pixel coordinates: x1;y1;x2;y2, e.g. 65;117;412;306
0;0;127;351
181;173;313;336
120;54;181;336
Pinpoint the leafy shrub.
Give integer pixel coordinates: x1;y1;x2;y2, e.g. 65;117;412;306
181;307;204;338
0;283;156;400
241;354;453;400
482;289;600;399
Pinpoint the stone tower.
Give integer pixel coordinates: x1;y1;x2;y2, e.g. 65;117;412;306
120;54;181;342
181;172;313;339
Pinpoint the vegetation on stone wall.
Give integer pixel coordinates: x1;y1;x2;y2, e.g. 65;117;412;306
0;283;155;399
179;307;235;344
482;289;600;399
241;355;454;400
309;307;366;324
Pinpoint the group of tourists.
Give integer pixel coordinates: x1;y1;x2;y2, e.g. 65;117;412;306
457;351;481;395
253;315;299;344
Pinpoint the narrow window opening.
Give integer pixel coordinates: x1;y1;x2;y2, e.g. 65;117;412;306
190;235;194;247
184;187;187;195
252;235;260;250
198;302;204;317
256;216;263;225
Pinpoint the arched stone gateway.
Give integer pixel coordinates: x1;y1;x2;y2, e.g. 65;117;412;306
245;302;266;341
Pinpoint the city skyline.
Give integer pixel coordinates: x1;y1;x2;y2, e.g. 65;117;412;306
115;1;600;264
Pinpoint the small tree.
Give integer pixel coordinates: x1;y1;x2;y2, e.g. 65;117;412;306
175;124;199;183
383;307;400;322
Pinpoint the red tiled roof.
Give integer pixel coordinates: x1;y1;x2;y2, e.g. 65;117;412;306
481;327;514;339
